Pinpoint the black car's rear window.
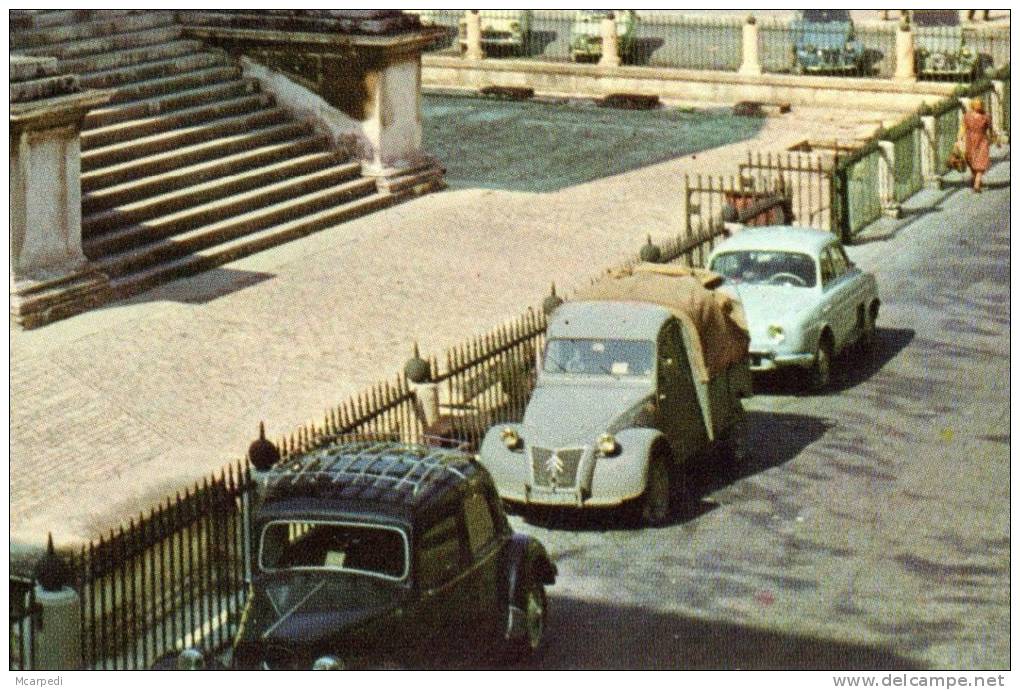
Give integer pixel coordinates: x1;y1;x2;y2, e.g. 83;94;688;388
802;10;851;23
259;521;409;580
912;10;959;27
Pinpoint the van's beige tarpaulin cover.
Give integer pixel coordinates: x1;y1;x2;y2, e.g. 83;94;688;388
574;263;750;382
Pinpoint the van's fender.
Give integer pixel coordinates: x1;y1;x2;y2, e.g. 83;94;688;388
479;423;529;501
588;427;670;502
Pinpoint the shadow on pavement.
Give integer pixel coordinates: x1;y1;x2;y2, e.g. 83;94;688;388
518;409;831;532
109;268;276;307
507;595;924;669
751;327;915;396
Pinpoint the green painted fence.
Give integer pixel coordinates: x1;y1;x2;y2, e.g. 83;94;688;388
884;125;923;203
933;105;961;175
842;147;883;237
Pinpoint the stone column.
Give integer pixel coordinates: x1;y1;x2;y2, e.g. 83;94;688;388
919;115;940;188
10;56;110;328
990;80;1008;143
738;15;762;77
464;10;484;61
599;14;621;68
894;19;916;82
877;140;901;217
31;536;82;670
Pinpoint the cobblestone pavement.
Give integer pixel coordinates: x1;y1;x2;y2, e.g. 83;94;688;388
2;102;942;547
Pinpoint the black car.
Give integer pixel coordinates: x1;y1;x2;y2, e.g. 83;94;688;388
215;439;557;669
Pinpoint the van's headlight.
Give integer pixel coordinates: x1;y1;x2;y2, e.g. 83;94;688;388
767;324;786;344
501;427;522;450
597;433;619;456
313;656;345;670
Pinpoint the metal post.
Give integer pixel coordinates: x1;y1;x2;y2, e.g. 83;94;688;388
738;15;762;76
464;10;484;61
599;14;621;68
894;18;916;82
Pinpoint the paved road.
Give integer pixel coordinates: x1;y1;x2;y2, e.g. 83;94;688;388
504;154;1010;670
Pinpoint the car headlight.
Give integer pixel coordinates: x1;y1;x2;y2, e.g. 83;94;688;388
961;47;974;56
176;648;205;670
313;656;345;670
501;427;522;450
767;324;786;344
597;433;619;456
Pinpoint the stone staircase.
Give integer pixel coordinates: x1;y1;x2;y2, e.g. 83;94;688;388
10;10;438;321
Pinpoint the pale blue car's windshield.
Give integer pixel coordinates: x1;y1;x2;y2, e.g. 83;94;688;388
710;250;817;287
544;338;654;377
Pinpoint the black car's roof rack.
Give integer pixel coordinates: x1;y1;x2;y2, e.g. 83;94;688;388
262;438;476;504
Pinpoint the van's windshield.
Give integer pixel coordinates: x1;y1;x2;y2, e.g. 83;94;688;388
544;338;654;377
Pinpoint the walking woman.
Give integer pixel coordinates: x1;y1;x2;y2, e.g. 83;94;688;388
960;98;992;193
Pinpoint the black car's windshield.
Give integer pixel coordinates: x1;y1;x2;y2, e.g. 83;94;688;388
260;521;409;581
544;338;654;377
801;10;851;23
710;250;818;287
912;10;959;27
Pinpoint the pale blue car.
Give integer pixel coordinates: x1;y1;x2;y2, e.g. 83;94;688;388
707;226;880;390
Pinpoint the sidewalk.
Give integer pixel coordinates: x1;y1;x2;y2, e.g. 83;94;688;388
3;104;994;549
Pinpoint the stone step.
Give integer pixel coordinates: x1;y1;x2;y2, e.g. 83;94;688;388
82;120;315;192
104;64;241;105
10;10;138;32
84;79;257;130
83;150;349;236
60;39;205;76
11;11;174;50
82;105;288;171
84;158;360;250
82;92;273;150
9;74;80;103
93;176;380;277
18;24;183;60
106;191;396;301
82;135;332;214
77;51;228;92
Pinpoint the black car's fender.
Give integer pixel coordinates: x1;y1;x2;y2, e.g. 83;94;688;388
502;533;557;608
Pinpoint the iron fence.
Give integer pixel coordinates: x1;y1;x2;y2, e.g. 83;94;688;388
10;577;36;670
632;14;741;71
933;102;962;175
882;123;924;203
75;465;252;670
836;146;884;238
740;151;834;231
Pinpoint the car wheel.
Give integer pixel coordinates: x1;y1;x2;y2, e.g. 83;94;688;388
859;307;877;353
639;453;672;526
505;573;547;659
809;336;834;392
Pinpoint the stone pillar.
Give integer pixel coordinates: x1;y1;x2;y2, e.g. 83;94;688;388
464;10;484;61
919;115;940;188
10;56;110;328
414;383;442;429
990;80;1008;143
599;14;621;68
877;140;901;217
894;19;916;82
33;586;81;670
739;16;762;77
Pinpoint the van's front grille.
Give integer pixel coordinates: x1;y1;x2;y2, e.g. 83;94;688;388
530;447;584;488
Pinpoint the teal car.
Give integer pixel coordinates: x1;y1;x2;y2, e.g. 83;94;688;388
570;10;637;62
791;9;867;75
912;10;980;80
707;227;880;391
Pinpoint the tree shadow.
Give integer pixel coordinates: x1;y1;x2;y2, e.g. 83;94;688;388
505;595;925;669
751;327;915;396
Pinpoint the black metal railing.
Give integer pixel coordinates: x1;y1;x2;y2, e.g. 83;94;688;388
76;465;252;670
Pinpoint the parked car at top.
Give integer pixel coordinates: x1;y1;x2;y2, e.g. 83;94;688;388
479;264;752;526
707;226;880;391
791;9;867;75
911;10;980;80
459;10;533;56
570;10;637;63
166;439;556;669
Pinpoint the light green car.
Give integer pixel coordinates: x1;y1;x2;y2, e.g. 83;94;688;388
570;10;637;62
458;10;533;56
